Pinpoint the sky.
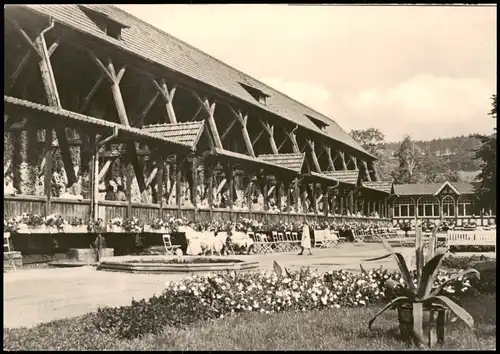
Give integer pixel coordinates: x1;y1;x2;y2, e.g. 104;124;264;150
117;4;496;143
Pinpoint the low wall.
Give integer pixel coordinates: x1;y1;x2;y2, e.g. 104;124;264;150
67;248;114;263
4;251;23;270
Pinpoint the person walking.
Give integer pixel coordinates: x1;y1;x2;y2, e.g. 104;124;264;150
298;222;313;256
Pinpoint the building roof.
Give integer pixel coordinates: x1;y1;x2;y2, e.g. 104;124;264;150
142;122;204;149
213;148;299;174
16;4;374;160
362;181;393;194
258;153;305;174
323;170;360;185
393;181;475;196
4;96;197;149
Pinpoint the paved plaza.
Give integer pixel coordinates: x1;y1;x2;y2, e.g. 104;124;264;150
2;244;421;329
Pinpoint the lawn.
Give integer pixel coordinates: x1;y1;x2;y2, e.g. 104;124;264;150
3;293;495;351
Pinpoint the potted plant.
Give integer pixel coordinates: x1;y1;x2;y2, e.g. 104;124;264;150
363;225;480;348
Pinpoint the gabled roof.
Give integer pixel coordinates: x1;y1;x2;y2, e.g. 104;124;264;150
258;153;305;174
142;122;204;149
213;148;299;174
433;181;460;196
15;4;375;160
323;170;360;185
393;182;475;196
362;181;393;194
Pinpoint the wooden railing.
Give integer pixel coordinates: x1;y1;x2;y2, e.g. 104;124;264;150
3;195;391;225
447;230;496;247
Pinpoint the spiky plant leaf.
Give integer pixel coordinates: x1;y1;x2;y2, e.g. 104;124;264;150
415;226;424;282
273;260;283;278
412;302;425;347
368;296;410;329
284;267;292;279
426;225;439;263
417;250;449;300
365;253;416;294
424;295;476;331
360;263;368;275
429;269;480;298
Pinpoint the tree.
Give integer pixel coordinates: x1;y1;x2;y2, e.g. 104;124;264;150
392;135;422;184
473;94;497;210
350;127;386;157
350;127;390;179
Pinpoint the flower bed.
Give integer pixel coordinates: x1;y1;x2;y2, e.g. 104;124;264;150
92;266;473;339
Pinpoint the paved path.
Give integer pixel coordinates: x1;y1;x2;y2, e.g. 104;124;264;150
2;244;414;329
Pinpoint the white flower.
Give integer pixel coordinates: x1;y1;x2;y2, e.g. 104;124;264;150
334;304;341;309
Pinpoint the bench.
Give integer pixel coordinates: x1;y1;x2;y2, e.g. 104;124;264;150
446;230;496;248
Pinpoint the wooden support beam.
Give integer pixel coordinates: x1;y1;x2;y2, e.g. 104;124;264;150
229;107;255;157
227;162;234;219
252;127;265;146
323;186;329;217
146;167;158;188
47;39;60;57
78;74;105;113
276;181;283;212
98;159;114;183
207;162;214;217
295;178;300;213
131;91;159;127
260;120;278;154
152;78;177;123
192;92;223;149
175;155;182;215
157;154;164;214
9;19;43;58
306;139;322;172
220;119;237;142
362;160;372;182
126;162;133;218
351;155;358;170
127;142;148;202
276;136;288;152
192;156;198;218
338;151;348;171
44;127;53;216
55;127;77;187
340;193;344;216
247;172;254;216
6;49;31;93
324;145;336;171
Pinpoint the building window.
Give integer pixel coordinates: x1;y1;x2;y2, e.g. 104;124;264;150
394;197;414;217
305;114;328;131
417;196;439;217
458;197;472;216
442;196;455;217
79;5;128;41
239;83;269;105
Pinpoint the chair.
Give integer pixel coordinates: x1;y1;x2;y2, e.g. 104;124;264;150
284;231;296;251
291;232;300;250
325;230;340;247
162;234;182;256
314;229;327;248
4;232;16;271
252;232;266;253
351;230;365;243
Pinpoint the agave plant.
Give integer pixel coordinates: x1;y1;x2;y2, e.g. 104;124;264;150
363;224;480;347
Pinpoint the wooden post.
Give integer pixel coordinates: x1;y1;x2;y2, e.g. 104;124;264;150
277;180;282;214
263;179;269;214
126;162;133;219
228;162;234;221
323;185;329;218
248;172;253;218
207;162;213;220
286;181;292;218
191;156;198;221
176;155;182;218
157;154;164;218
295;178;300;214
331;191;336;216
354;191;358;214
349;190;354;215
340;191;345;216
44;127;53;216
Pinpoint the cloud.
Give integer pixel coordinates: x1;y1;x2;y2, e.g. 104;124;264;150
340;74;495;141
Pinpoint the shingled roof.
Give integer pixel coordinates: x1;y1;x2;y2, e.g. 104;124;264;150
4;96;194;150
393;182;475;196
323;170;360;185
361;181;393;194
142;122;204;149
258;153;305;174
15;4;374;160
213;148;300;174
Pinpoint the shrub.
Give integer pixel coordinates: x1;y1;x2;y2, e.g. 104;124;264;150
92;267;472;339
449;245;496;253
471;261;496;294
442;255;494;270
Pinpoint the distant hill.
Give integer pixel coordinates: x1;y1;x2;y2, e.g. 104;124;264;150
376;134;483;183
383;135;483;172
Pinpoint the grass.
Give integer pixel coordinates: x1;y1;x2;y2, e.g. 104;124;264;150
4;294;495;351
